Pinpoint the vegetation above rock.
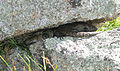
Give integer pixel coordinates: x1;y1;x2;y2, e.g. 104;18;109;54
97;17;120;31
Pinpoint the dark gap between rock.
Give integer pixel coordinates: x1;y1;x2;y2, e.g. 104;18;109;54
0;18;108;48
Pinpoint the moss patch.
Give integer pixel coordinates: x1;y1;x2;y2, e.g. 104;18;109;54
97;17;120;31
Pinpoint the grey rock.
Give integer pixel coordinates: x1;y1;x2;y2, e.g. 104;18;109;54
0;48;29;71
44;30;120;71
1;29;120;71
0;0;120;41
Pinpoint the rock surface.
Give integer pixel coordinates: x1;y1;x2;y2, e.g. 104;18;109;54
44;29;120;71
1;29;120;71
0;0;120;41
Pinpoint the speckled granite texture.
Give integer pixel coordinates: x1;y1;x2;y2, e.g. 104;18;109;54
0;0;120;41
0;29;120;71
44;29;120;71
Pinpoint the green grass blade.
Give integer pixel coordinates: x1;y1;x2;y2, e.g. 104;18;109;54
43;51;46;71
9;38;19;48
54;65;58;71
18;54;28;66
18;54;32;71
25;56;32;71
0;42;2;47
0;55;13;71
28;55;44;71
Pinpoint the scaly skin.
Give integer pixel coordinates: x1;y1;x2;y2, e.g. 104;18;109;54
53;22;99;37
65;31;101;37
